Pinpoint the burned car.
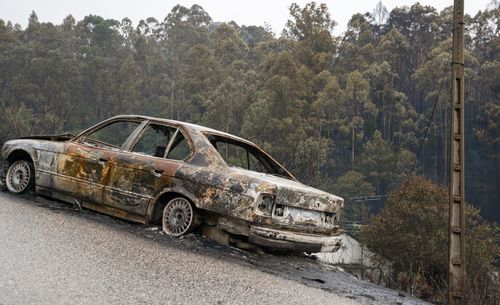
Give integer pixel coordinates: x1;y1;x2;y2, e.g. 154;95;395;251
2;115;344;252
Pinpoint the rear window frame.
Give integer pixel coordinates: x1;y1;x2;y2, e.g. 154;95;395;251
203;132;296;180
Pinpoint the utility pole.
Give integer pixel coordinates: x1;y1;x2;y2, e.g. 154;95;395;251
449;0;466;304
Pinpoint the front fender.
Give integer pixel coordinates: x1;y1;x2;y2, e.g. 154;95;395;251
2;140;38;162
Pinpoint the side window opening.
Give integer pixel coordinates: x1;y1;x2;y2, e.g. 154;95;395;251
82;121;140;150
167;131;191;161
133;124;176;157
131;123;191;161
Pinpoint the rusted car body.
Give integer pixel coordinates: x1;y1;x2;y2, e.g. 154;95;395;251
2;115;344;252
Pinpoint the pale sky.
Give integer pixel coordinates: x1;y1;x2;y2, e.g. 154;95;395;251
0;0;494;35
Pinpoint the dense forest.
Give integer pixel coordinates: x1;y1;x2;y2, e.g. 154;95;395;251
0;1;498;222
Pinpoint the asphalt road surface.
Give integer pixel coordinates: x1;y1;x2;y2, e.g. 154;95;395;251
0;192;428;305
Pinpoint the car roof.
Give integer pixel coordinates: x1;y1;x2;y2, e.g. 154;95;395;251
110;114;255;145
93;115;296;180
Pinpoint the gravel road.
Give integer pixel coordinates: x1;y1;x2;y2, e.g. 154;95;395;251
0;192;427;305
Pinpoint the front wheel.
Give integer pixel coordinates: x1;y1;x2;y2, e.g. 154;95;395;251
6;160;35;194
162;197;195;237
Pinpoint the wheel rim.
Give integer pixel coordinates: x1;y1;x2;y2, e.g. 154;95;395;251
162;198;193;237
7;161;31;193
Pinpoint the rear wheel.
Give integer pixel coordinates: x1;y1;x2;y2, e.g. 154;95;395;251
162;197;195;237
6;160;35;194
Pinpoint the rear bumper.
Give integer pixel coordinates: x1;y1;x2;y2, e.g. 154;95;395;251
249;226;343;253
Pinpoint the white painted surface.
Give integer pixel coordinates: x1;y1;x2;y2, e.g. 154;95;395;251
316;233;378;266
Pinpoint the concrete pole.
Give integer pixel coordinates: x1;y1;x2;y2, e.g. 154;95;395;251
449;0;466;304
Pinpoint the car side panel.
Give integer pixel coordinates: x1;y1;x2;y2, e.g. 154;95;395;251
34;143;64;190
173;164;256;220
53;142;118;204
103;151;181;215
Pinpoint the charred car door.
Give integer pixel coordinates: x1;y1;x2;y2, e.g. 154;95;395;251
53;119;143;204
103;122;192;215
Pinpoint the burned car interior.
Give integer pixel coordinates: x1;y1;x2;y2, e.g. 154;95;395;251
2;115;344;253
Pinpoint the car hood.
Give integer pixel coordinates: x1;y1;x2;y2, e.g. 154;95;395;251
228;167;344;213
19;133;74;141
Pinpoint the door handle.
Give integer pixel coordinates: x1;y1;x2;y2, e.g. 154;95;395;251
152;169;164;177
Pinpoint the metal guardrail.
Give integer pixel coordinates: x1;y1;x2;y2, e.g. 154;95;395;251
340;195;387;233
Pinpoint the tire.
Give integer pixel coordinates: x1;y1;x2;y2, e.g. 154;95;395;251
162;197;195;237
6;160;35;194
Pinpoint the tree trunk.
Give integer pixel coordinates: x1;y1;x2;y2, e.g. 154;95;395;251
352;121;355;169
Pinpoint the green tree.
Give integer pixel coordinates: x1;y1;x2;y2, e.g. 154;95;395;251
358;130;398;193
343;71;378;167
285;2;336;73
162;4;212;121
242;51;308;171
332;170;375;199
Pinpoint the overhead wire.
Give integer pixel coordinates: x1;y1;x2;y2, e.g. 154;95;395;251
402;75;446;192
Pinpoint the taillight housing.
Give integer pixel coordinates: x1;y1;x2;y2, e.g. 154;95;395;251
255;194;274;216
